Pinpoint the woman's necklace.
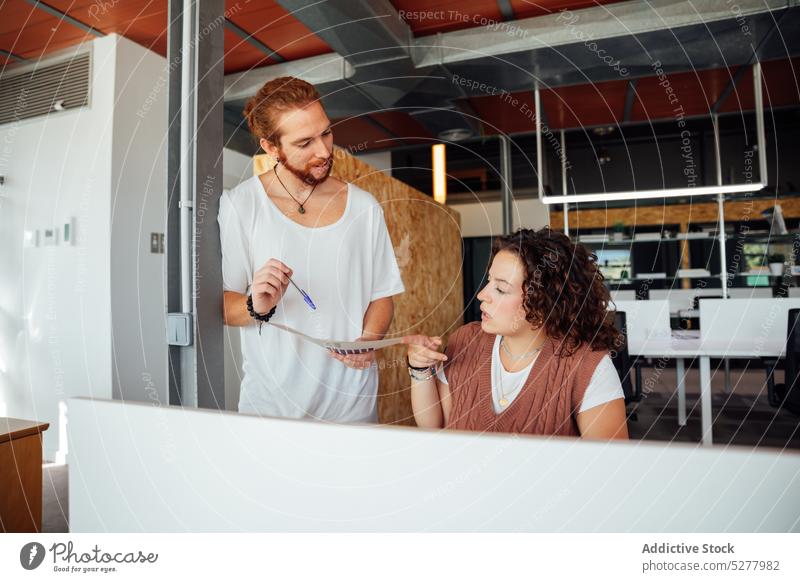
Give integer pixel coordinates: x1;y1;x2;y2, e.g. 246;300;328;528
274;163;317;214
497;337;542;408
500;337;542;360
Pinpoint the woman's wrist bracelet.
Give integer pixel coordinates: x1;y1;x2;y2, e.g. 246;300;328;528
408;367;435;382
407;357;436;381
407;357;432;371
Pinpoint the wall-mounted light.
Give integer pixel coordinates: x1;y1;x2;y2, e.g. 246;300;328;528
544;182;761;204
432;143;447;204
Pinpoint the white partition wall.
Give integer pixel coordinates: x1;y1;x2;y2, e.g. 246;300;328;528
649;288;722;313
68;398;800;532
700;297;800;347
609;299;671;344
727;288;773;299
609;289;637;302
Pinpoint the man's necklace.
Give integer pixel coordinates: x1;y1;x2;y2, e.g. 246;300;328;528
274;164;317;214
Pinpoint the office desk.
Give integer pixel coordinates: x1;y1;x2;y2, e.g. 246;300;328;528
0;417;50;532
628;332;786;446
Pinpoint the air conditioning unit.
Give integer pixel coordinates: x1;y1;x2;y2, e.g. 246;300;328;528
0;49;91;126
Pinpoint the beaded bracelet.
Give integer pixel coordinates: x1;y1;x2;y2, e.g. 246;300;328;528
246;294;276;335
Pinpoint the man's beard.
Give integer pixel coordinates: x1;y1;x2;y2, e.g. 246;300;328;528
277;152;333;186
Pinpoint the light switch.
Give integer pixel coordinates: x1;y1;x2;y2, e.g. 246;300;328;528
167;313;193;346
151;232;165;254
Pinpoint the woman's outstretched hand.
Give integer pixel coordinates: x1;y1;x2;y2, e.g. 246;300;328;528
402;335;448;369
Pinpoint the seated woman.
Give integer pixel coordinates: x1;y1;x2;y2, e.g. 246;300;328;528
404;227;628;439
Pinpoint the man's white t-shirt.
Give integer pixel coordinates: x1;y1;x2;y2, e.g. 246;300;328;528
218;175;405;422
436;336;624;414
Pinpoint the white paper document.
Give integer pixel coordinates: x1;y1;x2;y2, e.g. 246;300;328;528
269;323;405;354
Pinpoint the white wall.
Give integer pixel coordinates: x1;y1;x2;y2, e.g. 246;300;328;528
109;35;168;408
223;147;253;188
0;38;118;461
449;198;550;237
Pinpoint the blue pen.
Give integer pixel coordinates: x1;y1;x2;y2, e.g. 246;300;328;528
288;276;317;310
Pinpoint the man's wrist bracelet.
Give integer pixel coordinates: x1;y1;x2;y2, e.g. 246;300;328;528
247;294;276;335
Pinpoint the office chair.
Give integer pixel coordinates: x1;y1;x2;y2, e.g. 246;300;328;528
610;311;643;406
764;308;800;416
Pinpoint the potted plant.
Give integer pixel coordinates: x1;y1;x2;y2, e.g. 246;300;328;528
768;253;786;276
612;221;625;241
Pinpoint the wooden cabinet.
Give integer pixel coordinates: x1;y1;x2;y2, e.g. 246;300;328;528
0;418;49;532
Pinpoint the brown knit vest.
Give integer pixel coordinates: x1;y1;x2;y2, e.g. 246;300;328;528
443;322;608;436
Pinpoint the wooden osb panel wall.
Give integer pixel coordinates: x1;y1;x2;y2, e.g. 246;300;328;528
549;197;800;230
253;150;464;426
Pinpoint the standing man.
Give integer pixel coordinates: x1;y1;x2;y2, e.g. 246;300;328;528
218;77;404;422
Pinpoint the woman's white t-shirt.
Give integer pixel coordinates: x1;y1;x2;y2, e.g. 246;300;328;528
218;176;405;422
436;336;624;414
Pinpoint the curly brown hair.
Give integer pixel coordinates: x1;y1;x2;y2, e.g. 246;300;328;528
491;227;621;354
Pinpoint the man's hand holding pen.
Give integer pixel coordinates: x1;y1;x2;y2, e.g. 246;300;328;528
252;259;293;314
